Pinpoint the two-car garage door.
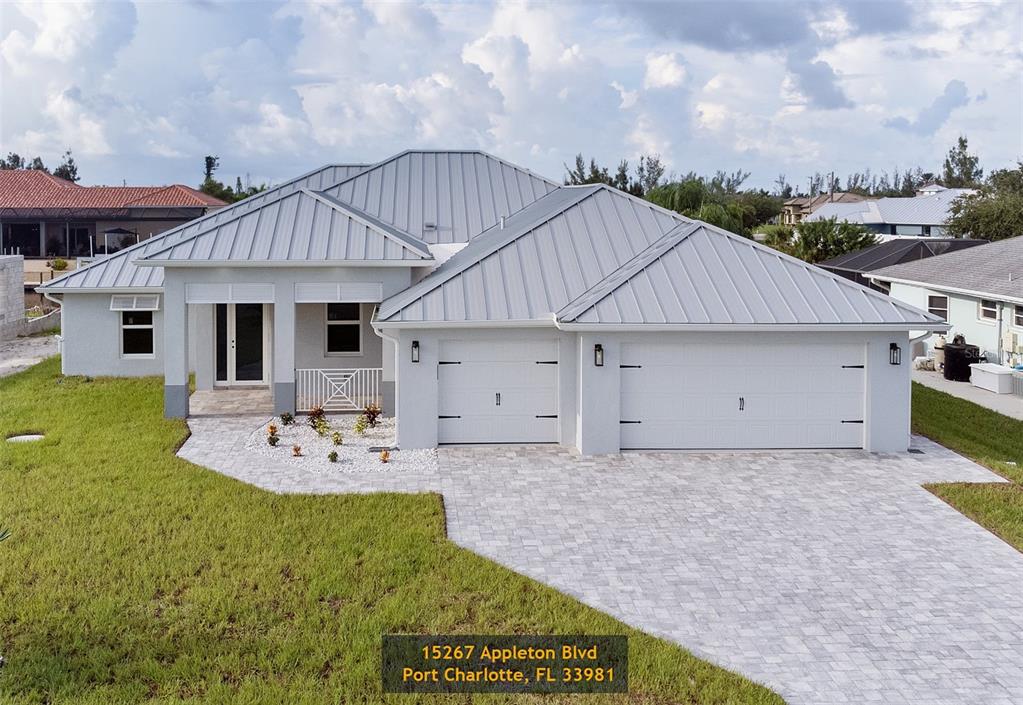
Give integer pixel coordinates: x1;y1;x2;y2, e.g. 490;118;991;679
619;341;865;449
437;339;559;444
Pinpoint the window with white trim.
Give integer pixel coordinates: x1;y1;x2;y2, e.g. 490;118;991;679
121;310;154;357
927;295;948;321
110;294;160;311
325;303;361;354
979;299;998;321
1015;305;1023;328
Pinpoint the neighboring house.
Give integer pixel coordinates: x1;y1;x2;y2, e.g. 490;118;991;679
38;150;946;455
868;236;1023;366
780;191;866;225
819;238;988;291
0;170;226;263
806;187;975;239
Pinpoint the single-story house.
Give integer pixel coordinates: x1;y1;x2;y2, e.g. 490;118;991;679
806;187;975;239
868;236;1023;366
39;150;947;454
0;169;226;262
819;238;987;291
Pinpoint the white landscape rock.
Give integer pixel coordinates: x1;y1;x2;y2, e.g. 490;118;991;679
244;415;437;474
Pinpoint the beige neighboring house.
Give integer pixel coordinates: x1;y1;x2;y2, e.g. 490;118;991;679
781;191;867;226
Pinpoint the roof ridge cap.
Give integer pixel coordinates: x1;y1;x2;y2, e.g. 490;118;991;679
557;221;702;322
305;189;433;259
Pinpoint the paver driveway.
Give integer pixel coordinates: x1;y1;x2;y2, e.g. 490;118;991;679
182;418;1023;705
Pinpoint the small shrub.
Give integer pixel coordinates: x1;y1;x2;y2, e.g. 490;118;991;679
379;449;390;464
267;434;279;447
331;431;343;446
327;451;338;463
353;415;368;436
267;424;278;436
307;406;326;428
362;404;382;428
292;445;302;457
279;412;295;426
313;417;331;437
48;258;68;271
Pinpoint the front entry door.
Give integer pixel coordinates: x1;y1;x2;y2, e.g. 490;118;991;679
215;303;268;385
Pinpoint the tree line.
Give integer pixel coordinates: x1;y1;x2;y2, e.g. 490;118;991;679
0;150;80;182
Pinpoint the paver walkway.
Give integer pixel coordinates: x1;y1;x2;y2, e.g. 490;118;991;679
180;416;1023;705
0;334;59;378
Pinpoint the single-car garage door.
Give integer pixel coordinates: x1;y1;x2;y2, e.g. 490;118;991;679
620;341;865;449
438;339;559;444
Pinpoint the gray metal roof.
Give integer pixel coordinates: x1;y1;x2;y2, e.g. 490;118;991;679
807;189;974;226
869;235;1023;302
138;189;432;265
557;224;944;327
39;163;372;291
321;150;559;245
376;184;692;323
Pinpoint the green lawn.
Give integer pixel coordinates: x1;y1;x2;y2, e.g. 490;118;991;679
0;358;782;705
912;382;1023;551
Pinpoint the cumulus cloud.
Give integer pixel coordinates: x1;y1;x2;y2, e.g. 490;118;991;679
643;52;686;89
883;79;970;135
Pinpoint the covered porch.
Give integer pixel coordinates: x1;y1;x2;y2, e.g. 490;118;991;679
161;274;401;419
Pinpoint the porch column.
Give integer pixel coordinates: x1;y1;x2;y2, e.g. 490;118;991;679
191;304;214;390
272;286;296;415
163;277;189;418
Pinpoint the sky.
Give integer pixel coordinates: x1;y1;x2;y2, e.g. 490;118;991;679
1;0;1020;192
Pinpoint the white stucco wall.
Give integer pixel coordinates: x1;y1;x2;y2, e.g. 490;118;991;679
888;281;1021;363
59;293;167;377
392;328;912;454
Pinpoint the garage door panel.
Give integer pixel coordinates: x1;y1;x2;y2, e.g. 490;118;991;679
621;341;865;449
437;338;558;444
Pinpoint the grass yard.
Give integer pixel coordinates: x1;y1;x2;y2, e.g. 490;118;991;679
912;382;1023;551
0;358;782;705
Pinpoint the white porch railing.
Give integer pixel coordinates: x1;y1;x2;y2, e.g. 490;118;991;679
296;368;382;412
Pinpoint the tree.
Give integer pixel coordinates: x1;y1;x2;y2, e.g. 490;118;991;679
942;135;983;188
53;149;80;182
792;217;878;264
199;156;267;203
945;163;1023;241
564;153;662;196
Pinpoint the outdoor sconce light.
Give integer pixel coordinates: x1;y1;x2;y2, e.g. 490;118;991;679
889;342;901;365
411;340;420;363
594;343;604;367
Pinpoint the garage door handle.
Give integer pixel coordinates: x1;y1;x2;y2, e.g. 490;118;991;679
620;420;642;424
495;392;501;406
535;415;558;419
841;364;864;369
841;419;864;424
739;396;745;411
439;415;461;419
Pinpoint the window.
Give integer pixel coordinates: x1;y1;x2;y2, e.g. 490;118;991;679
1015;305;1023;328
121;311;154;357
326;303;361;354
979;299;998;321
110;294;160;311
927;295;948;321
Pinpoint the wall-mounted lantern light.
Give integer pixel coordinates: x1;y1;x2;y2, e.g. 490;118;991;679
594;343;604;367
889;342;901;365
411;340;420;363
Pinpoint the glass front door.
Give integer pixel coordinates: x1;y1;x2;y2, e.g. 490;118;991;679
215;303;267;385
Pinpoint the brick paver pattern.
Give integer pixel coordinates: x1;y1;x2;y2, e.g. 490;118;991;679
180;416;1023;705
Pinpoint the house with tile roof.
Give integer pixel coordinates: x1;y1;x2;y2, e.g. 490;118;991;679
38;150;947;454
0;170;226;269
868;235;1023;366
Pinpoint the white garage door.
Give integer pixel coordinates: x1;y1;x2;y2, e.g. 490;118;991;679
620;342;865;449
438;339;559;444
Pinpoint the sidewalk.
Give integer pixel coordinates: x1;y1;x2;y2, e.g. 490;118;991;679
913;368;1023;420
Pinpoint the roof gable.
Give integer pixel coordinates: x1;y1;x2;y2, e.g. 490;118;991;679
321;150;559;245
556;224;944;327
376;184;688;323
138;189;432;265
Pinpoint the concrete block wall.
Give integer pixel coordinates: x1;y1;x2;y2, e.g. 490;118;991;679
0;255;25;341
